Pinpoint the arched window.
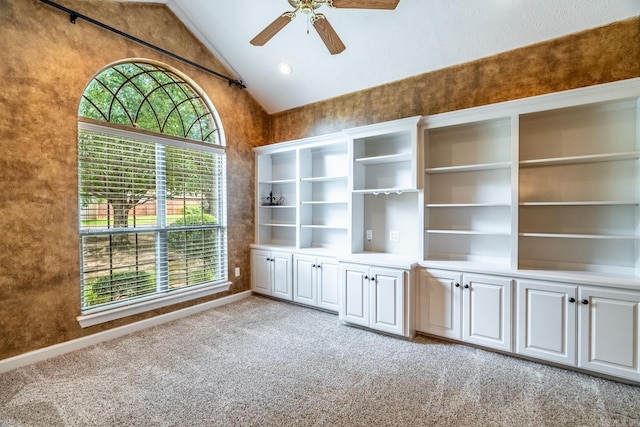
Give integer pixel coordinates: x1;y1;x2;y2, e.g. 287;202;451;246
77;60;228;326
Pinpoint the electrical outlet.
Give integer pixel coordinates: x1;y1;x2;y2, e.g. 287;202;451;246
366;230;373;241
389;231;399;242
234;267;240;277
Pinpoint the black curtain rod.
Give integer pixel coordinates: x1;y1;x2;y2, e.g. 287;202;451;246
38;0;246;89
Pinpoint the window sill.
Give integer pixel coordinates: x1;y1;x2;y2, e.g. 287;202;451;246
77;281;231;328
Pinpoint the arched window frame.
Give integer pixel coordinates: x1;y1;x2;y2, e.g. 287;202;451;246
76;59;229;327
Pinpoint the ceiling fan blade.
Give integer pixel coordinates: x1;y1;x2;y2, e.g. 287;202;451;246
250;14;294;46
330;0;399;9
312;15;346;55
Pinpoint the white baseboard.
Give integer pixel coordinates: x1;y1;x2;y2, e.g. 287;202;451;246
0;290;251;374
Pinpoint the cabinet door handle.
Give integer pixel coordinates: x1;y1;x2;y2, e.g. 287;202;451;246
364;275;369;280
464;284;469;289
455;283;460;288
568;297;576;303
266;257;271;261
582;299;589;305
370;277;376;282
312;264;316;268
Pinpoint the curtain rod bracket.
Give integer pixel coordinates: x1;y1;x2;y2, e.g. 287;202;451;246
38;0;246;90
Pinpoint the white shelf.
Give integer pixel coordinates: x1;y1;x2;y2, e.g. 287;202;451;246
520;151;639;167
300;175;348;182
300;225;349;230
354;152;412;165
426;229;511;236
426;203;511;208
520;201;639;206
260;223;296;227
519;232;639;240
425;162;511;174
353;188;418;195
300;201;348;205
258;179;296;185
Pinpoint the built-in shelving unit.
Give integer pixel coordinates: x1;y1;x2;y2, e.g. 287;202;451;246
518;98;639;276
254;133;350;251
422;116;513;268
253;78;640;384
257;150;297;247
299;142;349;250
345;117;422;257
347;116;421;194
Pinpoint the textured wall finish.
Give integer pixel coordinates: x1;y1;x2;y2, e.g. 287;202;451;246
270;16;640;143
0;0;268;360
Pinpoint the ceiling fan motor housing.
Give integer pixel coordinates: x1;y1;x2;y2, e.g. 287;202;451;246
288;0;326;14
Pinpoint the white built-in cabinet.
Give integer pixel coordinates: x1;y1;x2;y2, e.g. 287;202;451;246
579;287;640;381
251;249;292;300
516;280;577;366
293;254;339;312
340;263;407;337
415;269;461;340
416;269;512;352
252;78;640;383
462;274;512;351
517;280;640;382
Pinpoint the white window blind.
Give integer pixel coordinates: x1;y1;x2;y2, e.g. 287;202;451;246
78;122;227;313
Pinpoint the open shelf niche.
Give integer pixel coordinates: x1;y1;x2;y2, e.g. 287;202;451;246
256;149;297;247
422;115;514;269
344;116;423;257
254;132;350;252
298;140;350;250
518;98;640;276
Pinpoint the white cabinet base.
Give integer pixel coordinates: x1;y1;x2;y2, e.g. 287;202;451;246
516;280;577;366
340;263;408;337
579;287;640;382
416;269;462;340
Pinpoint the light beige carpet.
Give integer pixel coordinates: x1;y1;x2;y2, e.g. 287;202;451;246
1;295;639;426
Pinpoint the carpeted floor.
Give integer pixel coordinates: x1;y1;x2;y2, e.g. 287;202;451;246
1;295;639;426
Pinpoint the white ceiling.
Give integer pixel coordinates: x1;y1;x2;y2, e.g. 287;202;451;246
129;1;640;113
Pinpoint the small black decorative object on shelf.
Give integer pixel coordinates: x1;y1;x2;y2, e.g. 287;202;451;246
261;191;285;206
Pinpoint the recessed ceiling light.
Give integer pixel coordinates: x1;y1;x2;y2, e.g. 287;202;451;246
278;62;293;75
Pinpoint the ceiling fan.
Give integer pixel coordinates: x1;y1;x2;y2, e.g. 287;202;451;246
250;0;400;55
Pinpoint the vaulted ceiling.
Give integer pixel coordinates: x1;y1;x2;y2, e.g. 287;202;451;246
126;0;640;113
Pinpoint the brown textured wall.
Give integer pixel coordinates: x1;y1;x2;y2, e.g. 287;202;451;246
0;0;268;360
271;16;640;143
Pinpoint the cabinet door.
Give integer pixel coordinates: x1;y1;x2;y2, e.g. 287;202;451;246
340;263;369;327
270;251;292;300
516;280;577;366
317;257;339;312
416;269;462;340
370;267;406;336
251;249;272;295
463;274;512;352
293;255;316;306
579;287;640;381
